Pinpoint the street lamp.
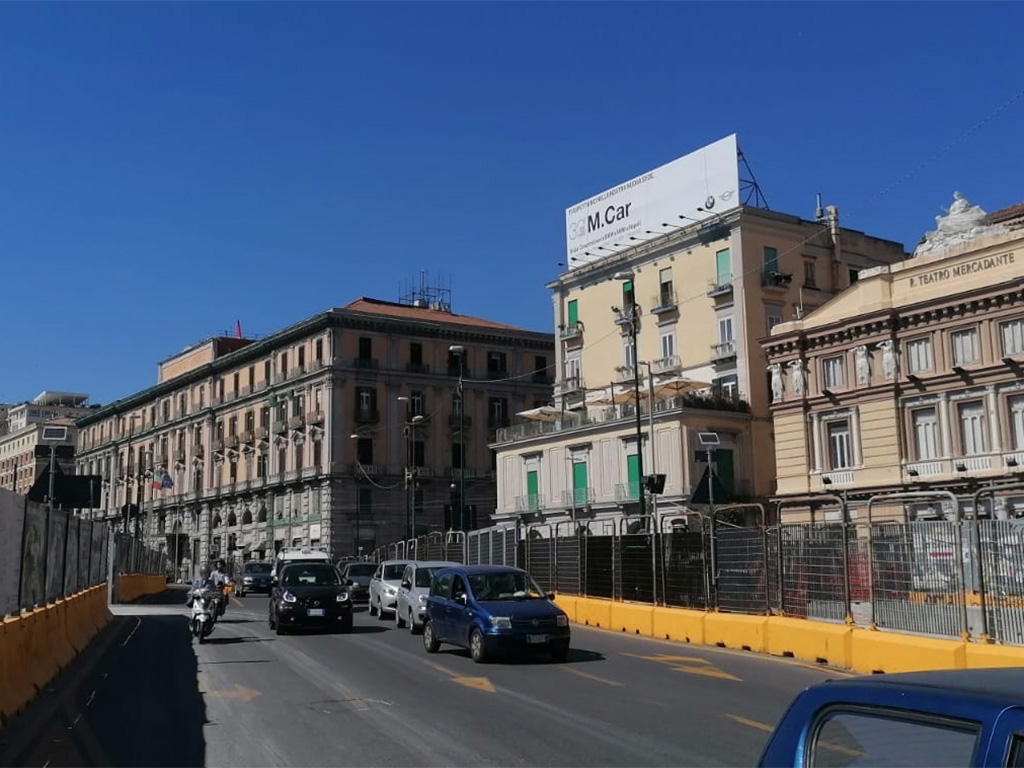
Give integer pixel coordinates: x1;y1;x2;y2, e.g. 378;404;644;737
123;413;142;537
448;345;466;531
396;398;425;542
349;432;365;557
612;271;646;516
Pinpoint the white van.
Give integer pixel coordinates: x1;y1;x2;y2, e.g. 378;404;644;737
274;546;333;582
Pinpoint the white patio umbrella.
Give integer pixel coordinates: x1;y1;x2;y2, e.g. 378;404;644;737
652;376;713;400
516;405;572;422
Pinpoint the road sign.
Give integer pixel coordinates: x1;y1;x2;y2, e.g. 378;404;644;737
41;425;69;442
34;444;75;460
690;466;730;506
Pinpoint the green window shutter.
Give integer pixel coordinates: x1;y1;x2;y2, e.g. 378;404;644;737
567;299;578;327
526;470;539;509
716;249;731;285
572;461;588;506
626;454;640;499
763;247;778;276
715;448;735;497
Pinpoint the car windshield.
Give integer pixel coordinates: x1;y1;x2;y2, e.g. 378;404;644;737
383;564;405;580
467;572;546;600
245;563;271;574
346;563;376;577
282;565;340;587
415;567;439;588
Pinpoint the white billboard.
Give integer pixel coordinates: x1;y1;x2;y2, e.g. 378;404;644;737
565;134;740;266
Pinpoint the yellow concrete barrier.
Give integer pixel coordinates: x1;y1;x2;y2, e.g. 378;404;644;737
117;573;165;603
49;599;76;670
553;595;578;623
850;629;966;674
705;612;769;653
0;615;33;724
610;602;654;636
578;597;612;629
766;617;852;669
964;642;1024;669
652;606;705;645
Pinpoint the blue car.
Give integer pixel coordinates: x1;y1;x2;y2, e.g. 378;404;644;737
422;565;570;663
758;668;1024;767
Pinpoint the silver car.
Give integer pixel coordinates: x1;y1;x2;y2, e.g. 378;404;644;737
368;560;409;618
395;561;459;633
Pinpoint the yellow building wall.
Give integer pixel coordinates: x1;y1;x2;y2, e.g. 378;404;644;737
774;411;809;496
158;343;215;383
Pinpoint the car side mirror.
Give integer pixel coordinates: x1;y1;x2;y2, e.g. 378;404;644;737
271;576;278;585
455;594;467;606
401;580;411;589
547;590;557;600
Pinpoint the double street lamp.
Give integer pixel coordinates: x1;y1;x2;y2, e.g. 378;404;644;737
448;345;466;531
397;397;425;541
612;270;646;516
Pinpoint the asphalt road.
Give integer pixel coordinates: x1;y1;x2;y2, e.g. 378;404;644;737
0;588;850;767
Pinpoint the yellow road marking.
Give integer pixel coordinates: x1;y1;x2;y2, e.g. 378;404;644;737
725;714;774;732
725;714;862;757
560;666;623;687
427;662;496;693
622;652;740;681
672;666;742;682
621;652;711;665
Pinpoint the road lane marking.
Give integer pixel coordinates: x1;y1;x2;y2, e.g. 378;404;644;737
427;661;496;693
671;665;741;682
120;617;142;647
622;652;711;665
560;666;623;687
622;652;741;681
725;714;862;757
725;714;773;732
232;597;245;608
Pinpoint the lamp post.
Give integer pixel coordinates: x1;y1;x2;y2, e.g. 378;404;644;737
123;414;141;537
613;271;646;516
396;399;425;542
349;433;363;556
448;345;466;530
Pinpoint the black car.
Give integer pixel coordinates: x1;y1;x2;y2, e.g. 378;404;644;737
236;561;273;597
340;562;376;607
269;562;353;635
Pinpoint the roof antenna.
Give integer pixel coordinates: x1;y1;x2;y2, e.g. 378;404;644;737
815;192;825;223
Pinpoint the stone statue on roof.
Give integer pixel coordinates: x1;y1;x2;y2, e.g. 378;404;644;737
914;191;1006;257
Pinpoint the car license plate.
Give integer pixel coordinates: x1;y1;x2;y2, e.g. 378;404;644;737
526;634;548;644
307;608;325;617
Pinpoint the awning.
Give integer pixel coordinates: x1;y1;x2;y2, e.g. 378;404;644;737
652;376;713;400
516;406;578;422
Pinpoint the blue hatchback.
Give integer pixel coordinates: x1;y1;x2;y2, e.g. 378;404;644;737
422;565;570;663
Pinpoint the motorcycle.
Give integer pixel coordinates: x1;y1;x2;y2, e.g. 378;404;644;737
189;586;221;643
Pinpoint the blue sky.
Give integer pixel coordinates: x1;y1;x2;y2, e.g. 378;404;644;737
1;2;1020;405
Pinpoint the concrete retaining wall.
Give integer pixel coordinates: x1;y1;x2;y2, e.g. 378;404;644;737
556;596;1024;675
117;574;167;604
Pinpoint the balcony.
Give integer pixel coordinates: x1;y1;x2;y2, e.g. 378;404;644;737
487;417;511;430
559;323;583;342
349;462;386;476
306;411;325;425
710;340;737;362
955;456;993;473
613;307;636;327
448;413;472;427
193;444;205;458
904;460;946;479
561;488;595;508
650;290;678;314
225;435;239;450
273;421;288;435
291;364;306;378
531;371;553;385
554;376;585;398
256;426;269;440
174;448;186;463
352;357;379;371
616;366;636;383
707;277;734;297
615;482;641;502
515;494;544;513
820;470;855;486
406;363;431;374
447;364;471;378
486;368;508;381
354;408;380;425
240;430;255;444
212;438;225;453
762;271;793;292
652;355;681;375
288;415;305;430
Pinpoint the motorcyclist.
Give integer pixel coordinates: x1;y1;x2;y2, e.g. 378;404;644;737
210;559;230;617
186;565;215;607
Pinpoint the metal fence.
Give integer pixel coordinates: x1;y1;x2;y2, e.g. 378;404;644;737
370;512;1024;646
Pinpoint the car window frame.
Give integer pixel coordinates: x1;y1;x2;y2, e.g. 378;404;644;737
373;565;383;580
451;575;467;601
432;572;454;599
401;565;414;589
805;703;981;767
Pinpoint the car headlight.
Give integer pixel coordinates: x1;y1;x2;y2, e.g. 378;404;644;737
556;614;569;627
385;586;396;595
282;591;297;603
336;592;350;603
418;594;427;603
243;577;253;583
490;616;512;629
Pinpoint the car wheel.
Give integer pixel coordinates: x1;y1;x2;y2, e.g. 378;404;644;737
268;609;276;630
377;604;388;621
276;621;287;636
369;599;378;617
550;641;570;663
409;611;420;634
396;609;406;629
423;621;440;653
469;628;488;664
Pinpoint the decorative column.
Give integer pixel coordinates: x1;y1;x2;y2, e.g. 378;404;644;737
987;386;1002;454
938;393;953;459
850;407;863;467
811;413;823;472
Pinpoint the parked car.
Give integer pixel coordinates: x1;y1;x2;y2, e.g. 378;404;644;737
235;561;273;597
395;561;459;633
340;561;376;607
758;668;1024;767
422;565;569;663
268;562;353;635
369;560;409;618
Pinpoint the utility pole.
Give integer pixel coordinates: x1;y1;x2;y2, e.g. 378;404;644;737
449;345;466;530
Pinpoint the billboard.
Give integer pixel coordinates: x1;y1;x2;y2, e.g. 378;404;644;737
564;134;740;266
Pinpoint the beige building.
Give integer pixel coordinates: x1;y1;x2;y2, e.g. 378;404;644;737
493;199;906;521
0;392;93;496
75;297;553;572
765;194;1024;522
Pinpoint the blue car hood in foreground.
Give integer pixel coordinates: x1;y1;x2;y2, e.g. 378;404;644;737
476;599;564;620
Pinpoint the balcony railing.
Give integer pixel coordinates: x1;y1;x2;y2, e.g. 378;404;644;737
448;413;472;427
354;408;380;425
707;277;734;297
710;340;737;361
559;323;583;342
353;357;379;371
225;435;239;450
486;368;508;380
240;430;255;444
288;415;305;430
212;438;225;453
406;363;431;374
447;364;471;378
554;376;585;397
956;456;993;473
821;470;855;486
650;290;678;313
256;426;269;440
273;421;288;434
306;411;325;425
905;460;946;478
515;494;544;513
531;372;554;385
652;355;681;375
561;488;595;508
615;482;641;502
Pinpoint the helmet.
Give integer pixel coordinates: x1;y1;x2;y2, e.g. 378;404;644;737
199;565;210;579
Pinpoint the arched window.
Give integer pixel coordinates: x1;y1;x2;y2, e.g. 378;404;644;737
257;506;267;523
242;509;253;525
227;511;238;527
212;513;222;529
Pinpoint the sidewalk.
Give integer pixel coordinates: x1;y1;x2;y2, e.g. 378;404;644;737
0;588;207;768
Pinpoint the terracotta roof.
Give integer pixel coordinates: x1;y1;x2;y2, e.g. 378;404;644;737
342;297;533;332
989;202;1024;223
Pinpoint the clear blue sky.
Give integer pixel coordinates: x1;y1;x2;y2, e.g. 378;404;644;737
1;2;1020;405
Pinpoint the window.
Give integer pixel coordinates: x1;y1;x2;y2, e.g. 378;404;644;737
912;407;939;460
410;342;423;366
660;331;675;360
298;346;305;369
1009;735;1024;768
279;352;288;374
659;267;673;306
622;280;635;309
766;310;783;331
763;246;779;277
1003;319;1024;357
313;439;322;468
906;337;934;374
803;260;817;288
356;437;373;465
487;351;507;376
1010;396;1024;451
410;389;424;416
229;461;238;484
488;397;508;428
623;338;636;368
162;400;170;422
259;406;270;429
256;452;267;478
827;420;852;470
951;328;980;367
278;446;287;474
848;268;860;284
357;387;374;413
358;337;372;361
718;316;734;343
216;420;225;441
566;356;581;383
315;338;323;362
248;365;255;388
567;299;579;328
822;356;845;390
451;441;463;469
714;374;738;398
293;393;305;417
809;709;978;768
534;355;546;375
264;360;271;384
245;410;254;433
178;394;187;416
233;372;240;393
959;400;988;456
452;390;463;416
294;441;303;472
715;249;731;287
228;416;237;437
314;387;322;412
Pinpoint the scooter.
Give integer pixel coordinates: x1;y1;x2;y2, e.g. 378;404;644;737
189;586;220;643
